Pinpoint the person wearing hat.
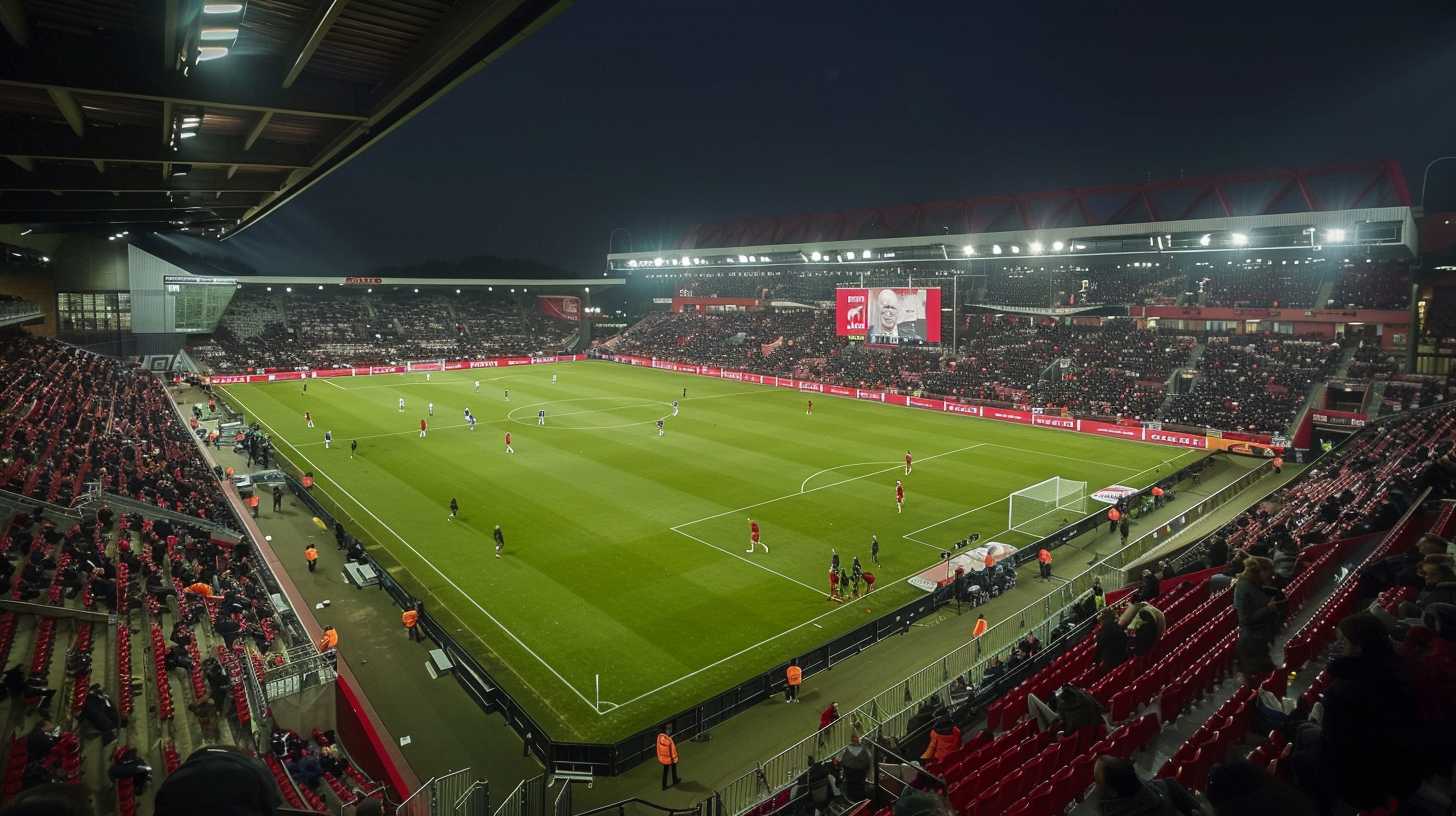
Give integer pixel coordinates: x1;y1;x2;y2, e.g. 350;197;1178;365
154;745;282;816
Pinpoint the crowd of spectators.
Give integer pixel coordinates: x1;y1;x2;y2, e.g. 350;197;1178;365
1;334;234;529
189;288;576;372
1162;335;1342;435
610;311;1378;434
1325;259;1412;311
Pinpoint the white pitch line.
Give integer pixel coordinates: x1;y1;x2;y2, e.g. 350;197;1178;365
220;388;601;713
900;494;1012;540
670;527;824;595
799;461;901;494
672;443;987;531
320;378;346;391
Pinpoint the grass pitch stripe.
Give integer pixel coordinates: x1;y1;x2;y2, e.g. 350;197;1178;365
222;388;602;713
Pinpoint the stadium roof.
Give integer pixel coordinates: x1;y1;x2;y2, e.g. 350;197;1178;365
608;163;1418;272
655;162;1413;251
0;0;567;238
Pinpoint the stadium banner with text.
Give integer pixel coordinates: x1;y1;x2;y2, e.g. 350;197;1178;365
835;287;942;343
205;354;584;385
537;295;582;322
599;354;1209;450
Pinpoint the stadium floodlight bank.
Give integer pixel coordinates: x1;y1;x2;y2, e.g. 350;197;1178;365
1008;477;1088;538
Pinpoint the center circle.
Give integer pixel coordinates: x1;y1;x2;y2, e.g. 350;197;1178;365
506;397;671;430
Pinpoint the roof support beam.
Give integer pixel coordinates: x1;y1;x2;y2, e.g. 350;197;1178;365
0;121;313;169
5;156;32;172
244;111;273;151
0;0;27;47
46;88;85;137
92;160;106;173
284;0;351;89
0;38;371;121
164;0;178;71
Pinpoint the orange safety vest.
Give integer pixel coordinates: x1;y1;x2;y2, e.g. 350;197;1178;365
1108;508;1121;522
983;552;995;569
318;629;338;650
1038;549;1052;565
786;665;802;686
186;582;213;597
656;733;678;765
247;495;259;509
1151;486;1164;497
402;610;418;629
305;547;318;563
1273;457;1284;468
972;618;988;638
224;466;235;479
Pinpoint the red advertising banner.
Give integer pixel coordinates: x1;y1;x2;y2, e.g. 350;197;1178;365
836;287;942;343
538;295;582;322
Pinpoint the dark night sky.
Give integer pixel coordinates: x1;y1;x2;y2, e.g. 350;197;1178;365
224;1;1456;277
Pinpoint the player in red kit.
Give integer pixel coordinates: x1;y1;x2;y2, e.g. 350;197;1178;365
895;480;905;513
904;450;912;474
419;418;427;438
806;400;813;415
504;431;514;454
746;518;767;553
828;568;840;601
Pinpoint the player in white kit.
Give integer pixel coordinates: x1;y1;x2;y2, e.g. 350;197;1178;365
398;397;405;412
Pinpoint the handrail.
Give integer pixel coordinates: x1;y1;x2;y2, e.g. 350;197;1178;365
0;486;82;520
72;488;242;541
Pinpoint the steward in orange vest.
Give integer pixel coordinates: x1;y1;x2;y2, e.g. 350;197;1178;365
785;660;803;703
656;726;680;790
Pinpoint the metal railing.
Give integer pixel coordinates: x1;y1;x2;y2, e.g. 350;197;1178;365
491;775;547;816
398;768;483;816
715;460;1275;816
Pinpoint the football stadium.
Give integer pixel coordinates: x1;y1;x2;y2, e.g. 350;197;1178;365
1;4;1456;816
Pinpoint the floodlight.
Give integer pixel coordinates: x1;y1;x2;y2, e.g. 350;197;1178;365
285;287;292;293
738;255;748;263
681;256;691;266
1323;228;1347;242
991;245;1002;255
1230;232;1248;246
197;46;230;61
40;257;48;263
1199;234;1211;247
846;251;856;260
204;3;244;12
1029;241;1044;254
1010;245;1021;254
627;260;637;268
962;245;975;255
414;288;419;293
200;27;238;41
810;251;822;261
654;257;664;267
861;249;872;259
1051;241;1064;252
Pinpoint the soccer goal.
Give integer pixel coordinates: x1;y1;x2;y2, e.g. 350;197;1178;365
1007;477;1088;538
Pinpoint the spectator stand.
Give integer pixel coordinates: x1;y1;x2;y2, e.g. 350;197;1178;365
158;376;418;804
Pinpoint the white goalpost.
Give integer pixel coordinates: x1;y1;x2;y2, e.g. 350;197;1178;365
1007;476;1089;536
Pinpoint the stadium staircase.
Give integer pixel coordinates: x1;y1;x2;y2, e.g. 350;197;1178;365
1156;342;1202;417
1312;276;1338;311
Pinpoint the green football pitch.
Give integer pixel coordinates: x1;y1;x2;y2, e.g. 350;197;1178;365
219;360;1200;741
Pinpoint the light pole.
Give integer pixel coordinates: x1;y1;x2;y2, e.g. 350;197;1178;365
1419;156;1456;212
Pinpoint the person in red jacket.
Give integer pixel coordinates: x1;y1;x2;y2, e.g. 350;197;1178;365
819;701;839;730
921;713;961;763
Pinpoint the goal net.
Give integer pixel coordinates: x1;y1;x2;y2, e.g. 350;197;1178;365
1008;477;1088;538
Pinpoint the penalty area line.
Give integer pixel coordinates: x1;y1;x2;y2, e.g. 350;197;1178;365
669;527;824;595
219;388;601;714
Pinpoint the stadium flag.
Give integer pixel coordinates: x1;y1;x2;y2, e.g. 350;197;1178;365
760;337;784;355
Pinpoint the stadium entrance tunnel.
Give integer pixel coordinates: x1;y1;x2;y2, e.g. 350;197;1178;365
507;397;671;430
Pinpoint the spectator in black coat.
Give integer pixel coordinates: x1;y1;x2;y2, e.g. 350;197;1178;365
80;684;120;744
1206;759;1315;816
1131;609;1161;656
1136;569;1159;602
1205;536;1230;569
1093;755;1198;816
1297;613;1423;811
26;719;60;757
1095;608;1129;670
